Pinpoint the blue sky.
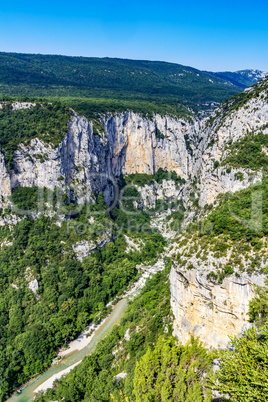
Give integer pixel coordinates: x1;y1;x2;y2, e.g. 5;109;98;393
1;0;268;71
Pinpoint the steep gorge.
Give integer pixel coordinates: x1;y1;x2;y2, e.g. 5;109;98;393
1;77;268;353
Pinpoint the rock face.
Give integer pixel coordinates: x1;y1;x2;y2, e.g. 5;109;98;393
198;167;263;207
192;85;268;206
170;264;264;348
0;112;195;208
2;86;267;210
72;231;112;261
25;267;39;295
136;179;182;209
1;82;268;349
104;113;195;177
167;82;268;348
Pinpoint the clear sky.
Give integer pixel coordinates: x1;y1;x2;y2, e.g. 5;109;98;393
1;0;268;72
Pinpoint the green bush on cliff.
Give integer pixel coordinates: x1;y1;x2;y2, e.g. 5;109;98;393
208;324;268;401
125;168;185;188
222;132;268;172
133;336;212;402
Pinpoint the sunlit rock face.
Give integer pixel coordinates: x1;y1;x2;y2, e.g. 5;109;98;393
170;264;265;348
104;112;194;177
2;87;267;210
0;112;195;208
0;88;267;348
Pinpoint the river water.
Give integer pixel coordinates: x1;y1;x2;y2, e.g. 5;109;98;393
7;298;128;402
7;260;164;402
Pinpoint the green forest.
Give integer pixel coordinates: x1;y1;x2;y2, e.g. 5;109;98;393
0;52;242;117
0;101;71;169
0;185;167;400
34;264;213;402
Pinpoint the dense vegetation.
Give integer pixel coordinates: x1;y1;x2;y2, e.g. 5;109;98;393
198;177;268;242
0;52;242;116
209;69;268;88
222;131;268;171
34;264;213;402
0;186;166;400
0;101;71;169
133;336;212;401
66;97;191;121
208;324;268;401
125;168;186;187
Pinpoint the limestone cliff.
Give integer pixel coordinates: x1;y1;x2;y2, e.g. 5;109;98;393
193;81;268;206
170;264;264;348
167;80;268;348
0;108;195;208
0;80;268;351
2;87;267;210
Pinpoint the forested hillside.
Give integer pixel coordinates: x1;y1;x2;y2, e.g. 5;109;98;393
0;67;267;401
34;264;214;402
0;52;242;116
210;69;268;88
0;184;166;400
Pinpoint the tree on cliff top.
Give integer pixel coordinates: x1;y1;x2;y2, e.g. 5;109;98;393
133;336;212;402
208;324;268;402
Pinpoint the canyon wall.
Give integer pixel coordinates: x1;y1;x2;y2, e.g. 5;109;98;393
1;86;268;348
0;111;195;208
2;90;267;209
170;264;265;348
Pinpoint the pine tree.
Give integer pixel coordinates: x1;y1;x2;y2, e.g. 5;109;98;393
208;324;268;401
133;336;212;401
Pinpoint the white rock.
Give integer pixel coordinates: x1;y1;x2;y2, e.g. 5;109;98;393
170;263;265;349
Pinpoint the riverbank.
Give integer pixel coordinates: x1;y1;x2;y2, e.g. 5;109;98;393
7;259;165;401
34;361;82;394
53;259;165;360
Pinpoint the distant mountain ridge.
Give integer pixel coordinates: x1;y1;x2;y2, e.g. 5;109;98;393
0;52;267;119
208;69;268;88
0;52;242;117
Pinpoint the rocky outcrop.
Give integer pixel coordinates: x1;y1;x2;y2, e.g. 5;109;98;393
25;267;39;295
193;85;268;206
0;153;12;202
198;167;262;206
104;113;196;177
170;264;264;348
72;231;112;261
136;179;183;209
0;112;195;209
11;102;36;110
2;87;267;211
